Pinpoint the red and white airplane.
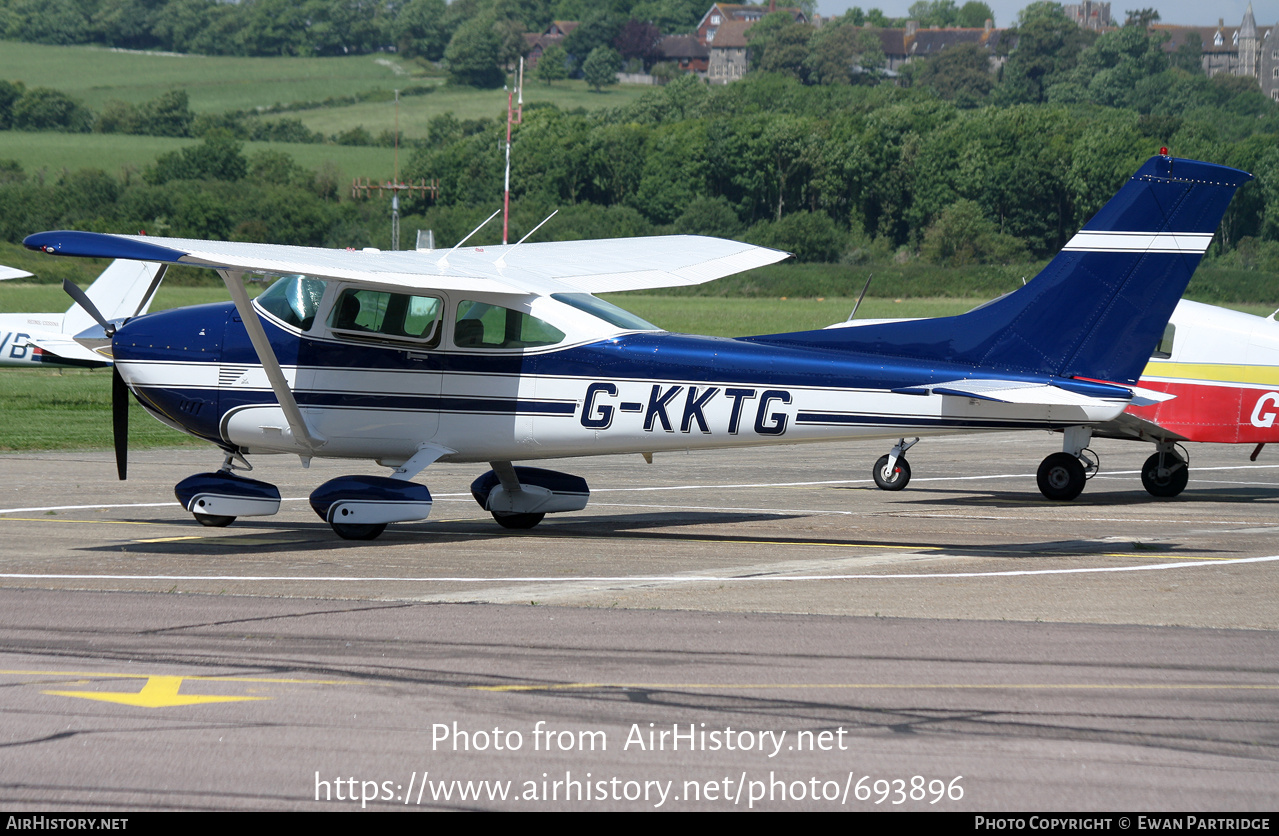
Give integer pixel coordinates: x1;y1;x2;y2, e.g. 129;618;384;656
1105;298;1279;497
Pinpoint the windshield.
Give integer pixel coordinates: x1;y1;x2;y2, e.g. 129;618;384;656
551;293;660;331
256;275;328;330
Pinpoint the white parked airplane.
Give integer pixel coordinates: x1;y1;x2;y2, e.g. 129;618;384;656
0;260;165;368
25;155;1250;538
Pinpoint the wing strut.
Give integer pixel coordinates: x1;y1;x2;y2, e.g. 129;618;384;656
220;269;325;453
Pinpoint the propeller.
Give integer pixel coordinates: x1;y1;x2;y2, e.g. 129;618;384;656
112;365;128;480
62;277;133;480
62;278;116;335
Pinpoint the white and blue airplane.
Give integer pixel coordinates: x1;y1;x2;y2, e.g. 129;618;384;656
23;155;1250;539
0;260;165;369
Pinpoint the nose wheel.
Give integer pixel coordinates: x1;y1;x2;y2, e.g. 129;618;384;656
872;437;918;491
872;454;911;490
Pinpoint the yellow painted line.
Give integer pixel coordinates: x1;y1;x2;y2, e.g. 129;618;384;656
1143;361;1279;386
44;675;269;708
475;682;1279;693
132;536;309;546
1102;552;1227;560
2;517;170;526
134;535;208;543
0;669;351;685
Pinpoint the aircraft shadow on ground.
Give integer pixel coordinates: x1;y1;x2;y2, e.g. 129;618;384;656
72;506;1227;561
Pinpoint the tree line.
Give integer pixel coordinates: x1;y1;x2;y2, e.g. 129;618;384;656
0;2;1276;276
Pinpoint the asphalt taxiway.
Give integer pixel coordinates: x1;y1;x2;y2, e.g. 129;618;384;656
1;432;1276;810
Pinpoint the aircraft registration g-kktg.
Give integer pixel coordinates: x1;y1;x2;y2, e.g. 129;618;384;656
0;260;165;369
24;155;1250;539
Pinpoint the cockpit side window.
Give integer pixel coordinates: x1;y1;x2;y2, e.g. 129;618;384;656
327;288;442;347
1152;323;1175;359
256;274;328;331
454;300;565;350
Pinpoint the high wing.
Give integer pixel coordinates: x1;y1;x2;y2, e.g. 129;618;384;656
24;232;790;296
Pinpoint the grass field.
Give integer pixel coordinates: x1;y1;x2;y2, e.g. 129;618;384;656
0;131;399;185
293;80;653;137
0;42;428;113
0;41;653;139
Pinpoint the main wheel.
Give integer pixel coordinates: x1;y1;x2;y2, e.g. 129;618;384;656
194;513;235;527
872;454;911;491
1141;452;1188;498
330;522;387;540
492;511;545;529
1037;452;1086;501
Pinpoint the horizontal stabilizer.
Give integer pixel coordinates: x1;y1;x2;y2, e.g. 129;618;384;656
908;378;1132;407
1128;386;1177;407
0;265;33;281
26;335;109;366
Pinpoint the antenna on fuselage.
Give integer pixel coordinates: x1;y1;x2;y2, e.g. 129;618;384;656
494;209;558;268
436;208;502;268
847;273;873;321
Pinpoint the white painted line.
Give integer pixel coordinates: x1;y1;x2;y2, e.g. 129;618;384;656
3;554;1277;583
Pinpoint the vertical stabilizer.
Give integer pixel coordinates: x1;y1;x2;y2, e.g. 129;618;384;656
747;156;1251;386
63;260;164;334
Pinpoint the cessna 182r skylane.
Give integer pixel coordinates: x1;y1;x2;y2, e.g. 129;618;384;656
0;259;164;368
23;155;1249;539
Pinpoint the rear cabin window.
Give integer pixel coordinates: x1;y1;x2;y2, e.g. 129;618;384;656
453;301;564;350
328;288;443;347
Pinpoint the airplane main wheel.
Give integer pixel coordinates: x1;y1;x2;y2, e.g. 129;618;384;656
492;511;545;529
872;455;911;491
330;522;387;540
1037;453;1086;501
194;513;235;527
1141;452;1189;498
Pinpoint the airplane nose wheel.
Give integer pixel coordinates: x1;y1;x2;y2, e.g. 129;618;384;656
872;454;911;491
1141;447;1189;498
1037;452;1087;501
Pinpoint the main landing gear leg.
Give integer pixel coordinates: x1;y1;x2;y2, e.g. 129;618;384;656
1141;440;1189;498
873;437;919;491
1037;426;1098;501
